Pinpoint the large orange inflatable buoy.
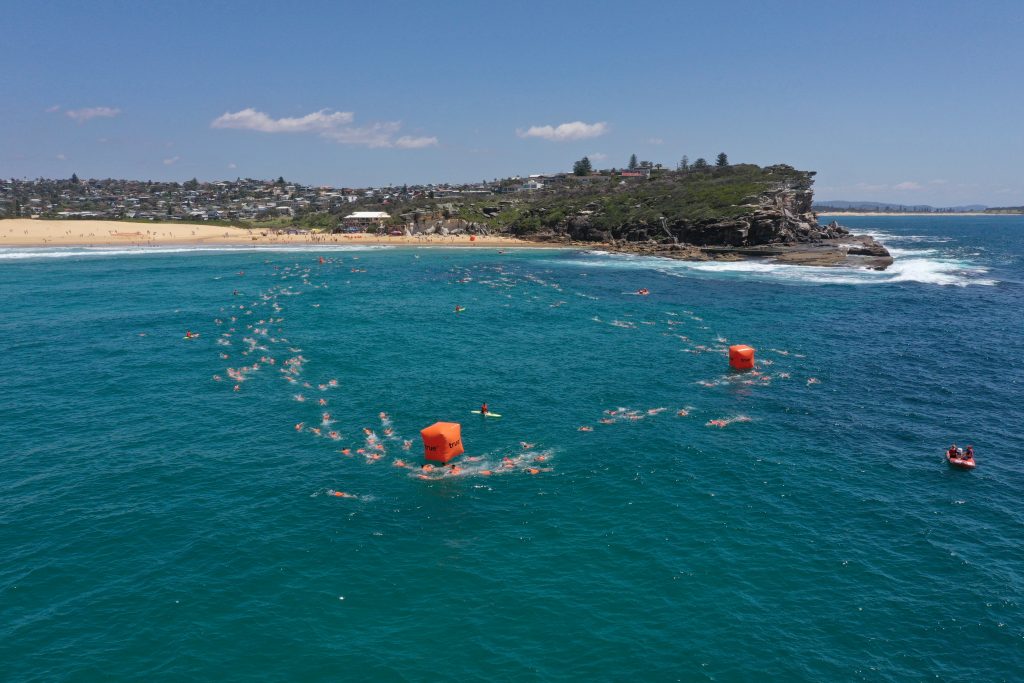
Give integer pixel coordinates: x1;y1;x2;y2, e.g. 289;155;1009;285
729;344;755;370
420;422;464;463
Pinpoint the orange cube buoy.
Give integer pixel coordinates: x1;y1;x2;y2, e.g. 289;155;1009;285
420;422;464;463
729;344;755;370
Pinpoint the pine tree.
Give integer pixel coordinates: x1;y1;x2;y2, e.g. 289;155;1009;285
677;156;689;171
71;173;80;184
573;156;593;176
628;154;638;170
693;158;709;169
716;153;729;167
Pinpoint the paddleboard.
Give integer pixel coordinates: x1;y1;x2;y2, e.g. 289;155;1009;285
183;335;200;340
471;411;502;418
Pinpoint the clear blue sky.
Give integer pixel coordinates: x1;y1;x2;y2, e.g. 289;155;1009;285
3;0;1022;205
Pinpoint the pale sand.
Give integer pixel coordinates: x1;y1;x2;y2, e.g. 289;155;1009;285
0;219;560;249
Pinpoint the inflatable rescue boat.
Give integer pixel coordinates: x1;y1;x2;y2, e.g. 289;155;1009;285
946;453;976;470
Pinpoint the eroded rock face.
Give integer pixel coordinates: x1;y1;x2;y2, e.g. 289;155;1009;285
554;174;850;248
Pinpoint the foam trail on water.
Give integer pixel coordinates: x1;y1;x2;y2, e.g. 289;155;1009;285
546;247;996;287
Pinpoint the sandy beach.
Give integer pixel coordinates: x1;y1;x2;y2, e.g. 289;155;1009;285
0;219;557;249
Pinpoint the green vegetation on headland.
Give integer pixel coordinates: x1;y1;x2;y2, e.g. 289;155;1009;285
0;161;895;263
441;163;812;239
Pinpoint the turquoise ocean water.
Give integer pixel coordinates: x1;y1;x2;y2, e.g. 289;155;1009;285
1;215;1022;681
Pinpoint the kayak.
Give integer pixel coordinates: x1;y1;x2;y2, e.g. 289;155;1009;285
471;411;502;418
946;453;976;470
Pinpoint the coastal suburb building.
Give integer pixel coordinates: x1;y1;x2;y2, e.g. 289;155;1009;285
343;211;390;229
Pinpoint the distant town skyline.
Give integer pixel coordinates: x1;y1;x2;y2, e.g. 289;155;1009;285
3;0;1022;205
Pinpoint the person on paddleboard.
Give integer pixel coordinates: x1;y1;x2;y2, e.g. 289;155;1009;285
480;402;488;416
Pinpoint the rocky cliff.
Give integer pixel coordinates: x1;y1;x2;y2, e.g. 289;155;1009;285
508;164;892;269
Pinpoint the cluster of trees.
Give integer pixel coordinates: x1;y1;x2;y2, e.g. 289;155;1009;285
677;153;728;170
572;157;593;176
573;152;731;176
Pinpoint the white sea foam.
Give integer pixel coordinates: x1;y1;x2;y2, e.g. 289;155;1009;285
548;247;996;287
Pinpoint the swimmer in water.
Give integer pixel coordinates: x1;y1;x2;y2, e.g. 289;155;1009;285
449;464;462;475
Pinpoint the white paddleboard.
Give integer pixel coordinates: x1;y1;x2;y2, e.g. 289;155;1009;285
471;411;502;418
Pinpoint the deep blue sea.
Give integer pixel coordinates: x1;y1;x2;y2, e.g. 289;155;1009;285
2;215;1022;681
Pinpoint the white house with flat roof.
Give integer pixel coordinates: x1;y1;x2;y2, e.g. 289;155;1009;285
344;211;390;228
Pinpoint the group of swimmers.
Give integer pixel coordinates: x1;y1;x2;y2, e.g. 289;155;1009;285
947;444;975;462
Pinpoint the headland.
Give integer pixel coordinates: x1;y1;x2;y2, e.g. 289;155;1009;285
1;165;893;268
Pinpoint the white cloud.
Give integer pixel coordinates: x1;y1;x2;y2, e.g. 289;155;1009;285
588;152;608;161
646;137;664;145
517;121;609;142
210;108;354;133
163;156;180;166
893;181;923;191
228;162;237;169
66;107;121;122
56;153;67;160
46;105;61;113
852;182;889;193
211;108;436;148
394;135;439;149
321;121;400;148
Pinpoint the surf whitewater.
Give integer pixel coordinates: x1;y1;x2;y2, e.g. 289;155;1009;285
1;214;1022;681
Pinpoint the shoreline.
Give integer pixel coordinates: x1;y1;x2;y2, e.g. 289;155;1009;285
0;219;562;249
817;211;1007;217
